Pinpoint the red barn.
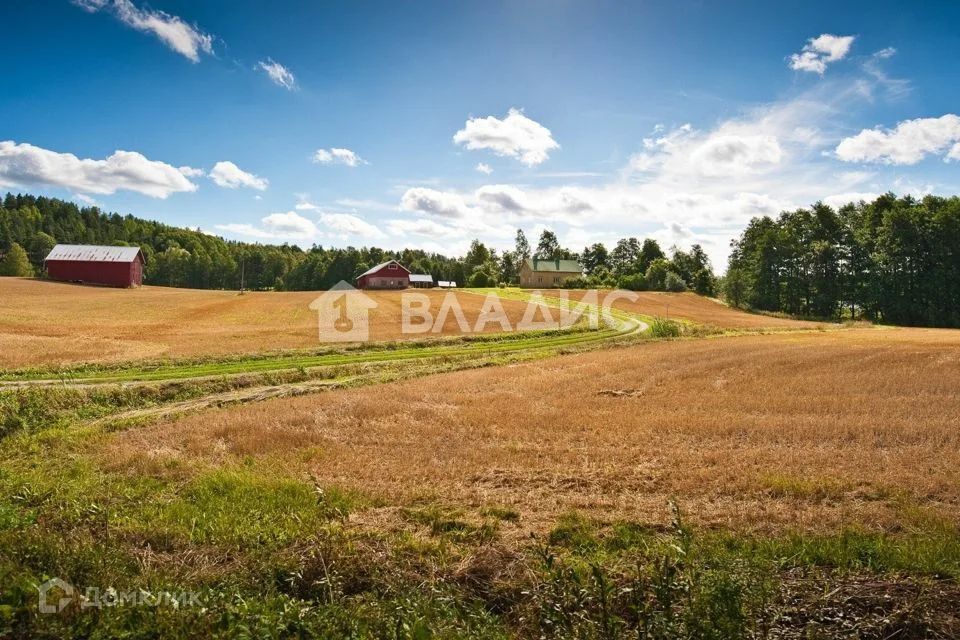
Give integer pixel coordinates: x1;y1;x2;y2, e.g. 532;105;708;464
44;244;145;288
355;259;410;289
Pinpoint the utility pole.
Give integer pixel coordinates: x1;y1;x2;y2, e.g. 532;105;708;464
240;258;245;294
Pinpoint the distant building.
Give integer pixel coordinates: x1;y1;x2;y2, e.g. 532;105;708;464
44;244;145;288
355;259;410;289
409;273;434;288
438;280;457;288
519;257;583;288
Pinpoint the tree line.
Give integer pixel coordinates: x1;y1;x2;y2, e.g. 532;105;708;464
462;229;716;294
0;194;465;289
0;193;715;294
725;193;960;327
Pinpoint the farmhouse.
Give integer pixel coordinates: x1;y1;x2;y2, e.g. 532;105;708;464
519;257;583;288
44;244;145;288
356;260;411;289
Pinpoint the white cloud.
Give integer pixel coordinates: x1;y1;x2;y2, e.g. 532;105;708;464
262;211;316;237
0;140;197;198
835;114;960;165
74;0;213;62
334;198;393;211
217;211;317;241
475;162;493;175
822;192;881;209
178;165;205;178
453;108;560;166
208;161;268;190
257;58;296;90
73;193;98;205
400;187;470;218
319;213;385;239
789;34;855;75
390;69;912;269
386;218;463;238
313;148;364;167
688;134;783;177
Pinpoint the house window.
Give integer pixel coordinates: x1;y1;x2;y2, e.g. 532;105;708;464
388;264;398;270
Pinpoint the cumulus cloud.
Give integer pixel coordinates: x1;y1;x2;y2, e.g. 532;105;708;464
178;165;205;178
391;70;907;268
453;108;559;166
217;211;317;241
789;34;855;74
0;140;197;198
319;213;385;239
688;134;783;177
257;58;296;90
835;114;960;165
74;0;213;62
386;218;463;238
400;187;470;218
628;124;784;178
313;148;364;167
475;162;493;175
208;161;268;190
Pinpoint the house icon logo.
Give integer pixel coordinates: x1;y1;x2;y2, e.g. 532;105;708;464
309;281;378;342
38;577;74;614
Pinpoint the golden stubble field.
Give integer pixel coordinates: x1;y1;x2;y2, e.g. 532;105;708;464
109;326;960;540
0;278;814;368
0;278;539;367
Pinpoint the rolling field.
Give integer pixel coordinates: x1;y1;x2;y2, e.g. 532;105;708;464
0;278;540;368
110;326;960;536
0;278;817;369
3;278;959;637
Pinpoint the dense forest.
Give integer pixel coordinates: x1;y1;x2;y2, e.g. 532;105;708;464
0;193;465;290
0;193;714;294
726;194;960;327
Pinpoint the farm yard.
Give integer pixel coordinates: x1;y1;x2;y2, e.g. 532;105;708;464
2;280;959;638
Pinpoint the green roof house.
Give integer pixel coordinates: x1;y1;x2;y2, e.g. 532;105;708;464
519;257;583;288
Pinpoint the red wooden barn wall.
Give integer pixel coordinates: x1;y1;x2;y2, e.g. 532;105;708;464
46;257;144;288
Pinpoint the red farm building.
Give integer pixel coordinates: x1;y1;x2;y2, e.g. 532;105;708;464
44;244;145;288
355;259;410;289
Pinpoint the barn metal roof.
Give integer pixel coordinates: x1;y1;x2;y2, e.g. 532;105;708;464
409;274;434;283
45;244;143;263
356;259;409;278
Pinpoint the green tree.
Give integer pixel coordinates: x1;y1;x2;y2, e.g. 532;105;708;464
535;229;561;259
664;271;687;292
610;237;641;275
464;239;491;272
581;242;609;275
0;243;34;277
638;239;666;273
28;232;57;268
644;258;672;291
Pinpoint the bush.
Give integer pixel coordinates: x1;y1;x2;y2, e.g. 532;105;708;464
467;270;493;287
616;273;647;291
664;271;687;292
0;243;33;277
561;276;591;289
649;317;682;337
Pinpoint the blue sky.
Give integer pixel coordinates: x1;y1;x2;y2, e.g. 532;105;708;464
2;0;959;267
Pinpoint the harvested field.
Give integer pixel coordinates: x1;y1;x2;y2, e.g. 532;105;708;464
110;326;960;537
0;278;535;367
592;289;823;329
